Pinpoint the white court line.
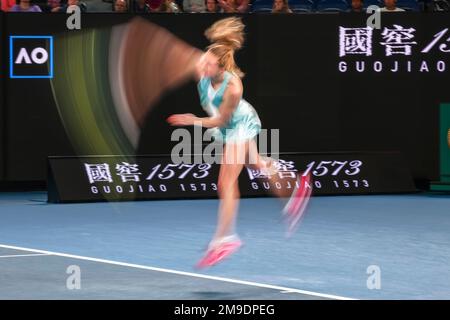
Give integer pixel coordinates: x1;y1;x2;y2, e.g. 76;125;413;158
0;243;356;300
0;253;51;258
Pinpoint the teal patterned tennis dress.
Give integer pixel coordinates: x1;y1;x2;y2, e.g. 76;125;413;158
197;71;261;143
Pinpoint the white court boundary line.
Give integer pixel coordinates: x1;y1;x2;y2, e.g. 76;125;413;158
0;243;356;300
0;253;51;258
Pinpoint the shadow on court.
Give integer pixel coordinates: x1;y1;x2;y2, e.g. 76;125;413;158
0;247;327;300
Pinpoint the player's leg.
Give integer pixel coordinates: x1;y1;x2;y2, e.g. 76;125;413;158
245;139;312;236
245;139;296;199
196;142;246;268
212;142;247;241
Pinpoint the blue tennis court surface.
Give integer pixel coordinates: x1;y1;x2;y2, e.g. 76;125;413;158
1;191;449;299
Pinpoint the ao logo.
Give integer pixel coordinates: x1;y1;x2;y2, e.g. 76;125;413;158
9;36;54;78
15;47;49;65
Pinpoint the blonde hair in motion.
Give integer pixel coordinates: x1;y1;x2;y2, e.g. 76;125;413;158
204;17;245;78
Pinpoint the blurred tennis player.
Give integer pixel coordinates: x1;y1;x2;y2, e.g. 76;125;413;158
167;17;312;268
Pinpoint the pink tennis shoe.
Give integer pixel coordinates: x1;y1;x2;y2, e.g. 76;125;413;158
196;237;243;269
283;172;313;237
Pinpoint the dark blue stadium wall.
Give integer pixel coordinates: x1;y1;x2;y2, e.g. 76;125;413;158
0;12;4;182
2;13;450;187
